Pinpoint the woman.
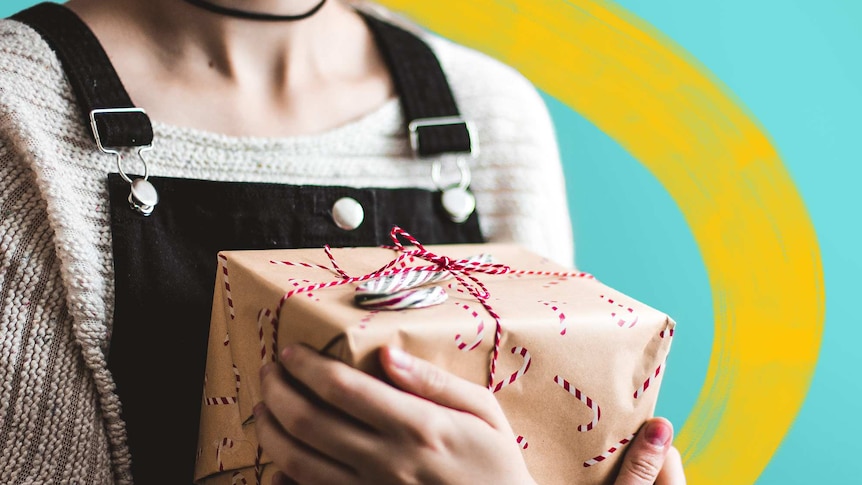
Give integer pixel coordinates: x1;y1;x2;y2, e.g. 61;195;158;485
0;0;684;483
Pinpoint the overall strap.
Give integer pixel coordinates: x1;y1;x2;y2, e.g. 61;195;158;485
11;2;473;157
362;15;475;157
11;3;153;149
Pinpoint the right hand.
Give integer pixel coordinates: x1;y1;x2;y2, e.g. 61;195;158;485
613;417;686;485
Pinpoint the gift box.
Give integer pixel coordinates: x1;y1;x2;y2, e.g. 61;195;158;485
195;235;675;485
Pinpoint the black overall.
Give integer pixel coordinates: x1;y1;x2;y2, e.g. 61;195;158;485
13;4;484;483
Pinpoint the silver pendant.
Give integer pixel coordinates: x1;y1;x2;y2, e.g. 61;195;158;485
441;187;476;223
432;158;476;223
115;146;158;216
129;178;159;216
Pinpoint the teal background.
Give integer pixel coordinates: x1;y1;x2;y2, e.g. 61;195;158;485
546;1;860;484
2;1;858;483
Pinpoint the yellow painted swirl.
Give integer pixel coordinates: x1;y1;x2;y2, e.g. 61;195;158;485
376;1;826;483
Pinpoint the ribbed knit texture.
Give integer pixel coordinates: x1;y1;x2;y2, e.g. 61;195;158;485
0;12;572;484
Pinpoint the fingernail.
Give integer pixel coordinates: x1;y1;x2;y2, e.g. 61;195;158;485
388;347;412;370
253;402;265;417
281;345;294;361
260;363;273;379
644;419;672;448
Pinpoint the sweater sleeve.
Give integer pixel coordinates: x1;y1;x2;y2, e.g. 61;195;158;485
0;113;114;485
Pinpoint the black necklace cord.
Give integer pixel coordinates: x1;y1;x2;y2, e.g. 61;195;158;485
182;0;327;21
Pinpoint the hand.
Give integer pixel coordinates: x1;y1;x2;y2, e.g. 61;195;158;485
255;344;536;485
613;418;686;485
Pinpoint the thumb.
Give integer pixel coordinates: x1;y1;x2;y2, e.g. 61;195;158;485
379;346;506;426
614;418;676;485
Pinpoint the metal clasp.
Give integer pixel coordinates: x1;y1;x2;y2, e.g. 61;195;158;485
431;157;471;192
89;108;159;216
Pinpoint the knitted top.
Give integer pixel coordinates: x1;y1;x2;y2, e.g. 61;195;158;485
0;13;573;484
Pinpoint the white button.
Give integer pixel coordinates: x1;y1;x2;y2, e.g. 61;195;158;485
332;197;364;230
130;178;159;207
441;187;476;223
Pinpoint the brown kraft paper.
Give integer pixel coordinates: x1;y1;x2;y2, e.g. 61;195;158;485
195;243;675;485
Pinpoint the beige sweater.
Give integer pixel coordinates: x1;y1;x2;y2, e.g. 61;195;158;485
0;13;573;484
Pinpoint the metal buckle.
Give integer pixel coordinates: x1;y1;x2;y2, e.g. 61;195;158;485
89;107;151;153
407;116;478;158
89;107;154;183
89;108;159;216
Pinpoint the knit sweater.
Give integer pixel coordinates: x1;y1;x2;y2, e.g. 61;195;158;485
0;12;573;484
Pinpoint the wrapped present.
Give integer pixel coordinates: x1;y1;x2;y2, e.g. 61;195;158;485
195;229;675;485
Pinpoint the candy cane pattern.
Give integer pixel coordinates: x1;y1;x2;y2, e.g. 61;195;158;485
660;323;675;338
599;294;639;328
492;346;531;393
223;333;230;346
359;309;380;329
539;300;568;336
231;472;248;485
542;275;569;289
219;254;235;320
516;435;529;450
203;365;241;406
583;434;636;467
553;375;601;432
634;361;665;400
256;309;275;365
216;438;234;472
357;254;494;296
454;302;485;351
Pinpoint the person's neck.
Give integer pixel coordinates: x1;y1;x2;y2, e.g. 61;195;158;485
66;0;360;90
63;0;394;137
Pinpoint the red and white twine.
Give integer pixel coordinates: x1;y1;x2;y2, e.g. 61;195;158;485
553;375;601;432
272;227;592;390
270;259;337;274
516;435;529;450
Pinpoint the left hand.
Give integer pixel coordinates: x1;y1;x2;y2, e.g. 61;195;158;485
255;344;536;484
